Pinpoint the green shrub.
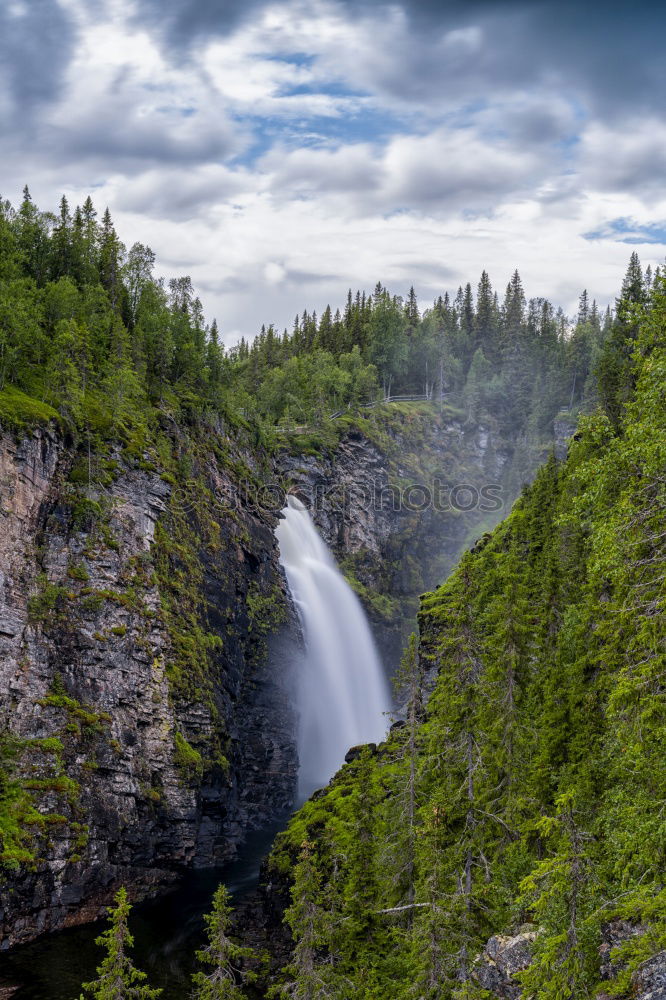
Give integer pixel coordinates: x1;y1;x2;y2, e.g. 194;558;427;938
0;386;61;431
173;731;203;782
67;563;89;581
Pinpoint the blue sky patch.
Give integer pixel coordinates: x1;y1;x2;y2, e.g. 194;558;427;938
230;106;409;167
583;218;666;245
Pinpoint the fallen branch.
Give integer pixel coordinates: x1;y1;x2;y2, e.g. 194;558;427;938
375;903;432;915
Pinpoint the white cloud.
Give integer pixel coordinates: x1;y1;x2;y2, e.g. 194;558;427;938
264;261;287;284
2;0;663;350
261;121;550;219
579;118;666;198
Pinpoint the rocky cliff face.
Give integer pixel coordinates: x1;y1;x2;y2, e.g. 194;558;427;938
0;403;573;951
0;421;298;947
471;926;666;1000
276;403;550;669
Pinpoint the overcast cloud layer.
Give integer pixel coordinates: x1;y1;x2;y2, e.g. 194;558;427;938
1;0;665;339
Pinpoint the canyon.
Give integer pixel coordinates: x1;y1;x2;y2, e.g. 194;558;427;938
0;402;567;950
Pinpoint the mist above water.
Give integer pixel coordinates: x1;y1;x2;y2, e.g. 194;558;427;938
275;496;391;796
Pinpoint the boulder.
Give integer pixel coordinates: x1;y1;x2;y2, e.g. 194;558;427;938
473;930;539;998
632;950;666;1000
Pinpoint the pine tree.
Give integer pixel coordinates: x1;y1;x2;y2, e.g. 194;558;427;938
277;843;339;1000
80;887;161;1000
191;885;255;1000
597;252;646;427
317;305;334;352
51;194;73;279
384;634;423;912
462;347;489;423
475;270;498;362
518;792;597;1000
344;748;380;949
460;282;475;353
502;270;526;337
577;289;589;325
405;286;419;334
417;557;493;992
16;184;51;283
98;208;125;309
206;319;225;390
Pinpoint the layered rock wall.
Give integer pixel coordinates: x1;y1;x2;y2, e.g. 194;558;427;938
0;423;298;947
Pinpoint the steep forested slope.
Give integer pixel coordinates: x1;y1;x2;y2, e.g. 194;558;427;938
0;188;661;971
265;278;666;999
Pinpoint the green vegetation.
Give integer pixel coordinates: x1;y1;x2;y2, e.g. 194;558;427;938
341;562;399;621
0;727;80;870
192;884;258;999
265;273;666;998
39;673;112;737
246;581;289;663
153;493;225;704
0;674;112;870
0;385;61;431
67;563;90;581
0;189;628;450
173;731;204;783
27;575;72;623
80;888;162;1000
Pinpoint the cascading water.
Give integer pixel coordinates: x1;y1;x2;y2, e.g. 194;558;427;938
275;495;391;796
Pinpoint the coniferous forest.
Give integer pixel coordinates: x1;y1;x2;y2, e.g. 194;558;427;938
0;184;664;1000
266;276;666;1000
1;189;630;447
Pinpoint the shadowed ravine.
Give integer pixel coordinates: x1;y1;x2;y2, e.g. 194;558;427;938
0;503;391;999
0;816;290;999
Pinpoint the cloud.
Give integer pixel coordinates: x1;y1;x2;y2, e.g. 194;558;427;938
262;143;381;199
381;127;544;213
130;0;666;120
262;120;551;219
113;166;252;220
579;119;666;198
1;0;664;351
583;218;666;246
131;0;265;47
0;0;78;127
264;261;287;284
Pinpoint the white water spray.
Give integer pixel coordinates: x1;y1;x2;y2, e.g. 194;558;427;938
275;496;391;795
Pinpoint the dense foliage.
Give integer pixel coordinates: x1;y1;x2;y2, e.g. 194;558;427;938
266;276;666;998
2;190;664;998
0;189;639;442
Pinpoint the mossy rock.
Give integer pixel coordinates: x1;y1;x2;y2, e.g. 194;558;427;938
0;386;61;432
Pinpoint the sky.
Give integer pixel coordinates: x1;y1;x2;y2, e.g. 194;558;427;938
1;0;665;342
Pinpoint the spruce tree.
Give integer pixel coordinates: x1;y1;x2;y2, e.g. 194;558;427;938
384;633;423;912
98;208;125;309
597;252;646;427
80;887;161;1000
475;270;498;362
191;885;255;1000
51;194;73;279
277;843;339;1000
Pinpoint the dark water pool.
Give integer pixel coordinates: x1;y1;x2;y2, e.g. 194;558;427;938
0;817;289;1000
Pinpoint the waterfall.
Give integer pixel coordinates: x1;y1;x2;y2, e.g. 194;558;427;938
275;496;391;796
